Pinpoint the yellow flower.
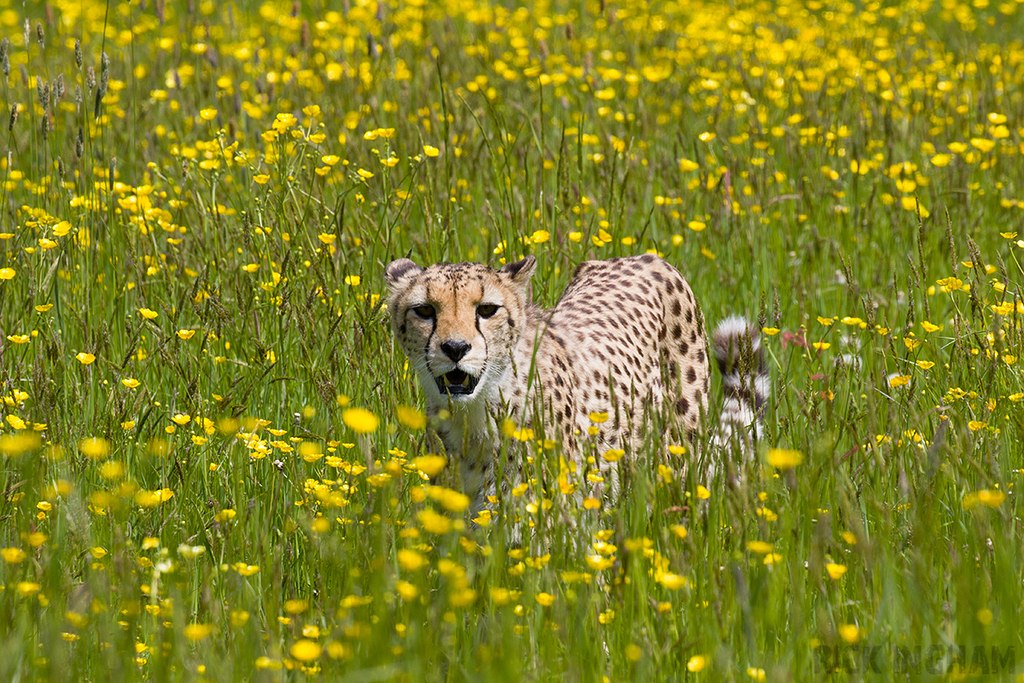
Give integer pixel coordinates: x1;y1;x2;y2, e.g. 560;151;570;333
176;329;196;340
215;509;236;523
342;407;379;434
921;320;940;332
396;580;419;601
746;540;774;554
25;532;47;547
397;405;427;430
688;220;706;231
936;276;963;291
122;378;141;388
417;508;453;534
767;448;803;469
184;623;214;641
16;581;41;597
602;448;625;463
99;461;124;480
687;655;707;672
838;624;860;644
53;221;72;237
425;485;470;513
826;563;847;579
992;302;1014;316
967;420;987;432
135;488;174;507
139;308;159;319
696;485;710;499
2;547;28;563
888;375;911;388
253;174;270;184
411;454;446;476
7;334;29;344
0;267;15;280
529;229;550;244
284;599;308;614
423;145;440;157
397;549;427;571
658;572;688;590
970;137;995;152
535;592;556;606
171;413;191;426
76;352;96;365
915;360;934;370
79;437;110;460
963;489;1005;509
0;432;41;456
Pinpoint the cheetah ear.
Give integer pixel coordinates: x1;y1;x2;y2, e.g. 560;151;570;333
499;256;536;290
384;258;423;288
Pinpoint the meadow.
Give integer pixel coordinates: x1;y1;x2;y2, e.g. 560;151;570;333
1;0;1024;679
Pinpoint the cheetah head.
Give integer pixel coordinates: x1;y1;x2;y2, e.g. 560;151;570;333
384;256;536;405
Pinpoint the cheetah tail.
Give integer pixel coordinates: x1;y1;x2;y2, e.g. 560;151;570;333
712;315;770;444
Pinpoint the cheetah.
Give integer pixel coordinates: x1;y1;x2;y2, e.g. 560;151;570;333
385;253;768;514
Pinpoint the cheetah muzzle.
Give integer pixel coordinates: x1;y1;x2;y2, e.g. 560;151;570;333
436;368;479;396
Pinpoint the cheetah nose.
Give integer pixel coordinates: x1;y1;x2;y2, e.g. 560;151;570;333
440;340;471;362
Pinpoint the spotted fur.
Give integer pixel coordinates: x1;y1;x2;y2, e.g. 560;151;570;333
385;254;767;513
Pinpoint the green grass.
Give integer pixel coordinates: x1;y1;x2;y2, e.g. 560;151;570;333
2;0;1024;680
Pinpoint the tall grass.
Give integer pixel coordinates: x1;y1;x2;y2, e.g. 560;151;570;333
2;0;1024;679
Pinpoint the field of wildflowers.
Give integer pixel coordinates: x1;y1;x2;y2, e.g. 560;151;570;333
2;0;1024;679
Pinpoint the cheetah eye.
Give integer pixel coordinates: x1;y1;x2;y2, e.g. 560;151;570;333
477;304;499;319
412;304;435;319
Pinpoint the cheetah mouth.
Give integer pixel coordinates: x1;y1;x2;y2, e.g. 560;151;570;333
435;369;480;396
